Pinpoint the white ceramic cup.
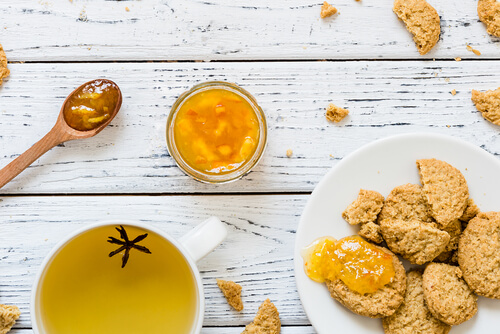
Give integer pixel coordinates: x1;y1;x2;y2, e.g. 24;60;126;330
31;216;227;334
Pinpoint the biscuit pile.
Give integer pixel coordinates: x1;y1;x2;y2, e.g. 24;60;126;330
337;158;500;332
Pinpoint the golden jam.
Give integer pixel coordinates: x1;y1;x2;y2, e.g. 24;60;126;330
63;79;120;131
173;88;259;174
302;235;395;294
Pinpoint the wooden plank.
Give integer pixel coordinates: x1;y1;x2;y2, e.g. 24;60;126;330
0;195;310;327
1;61;500;194
1;0;499;61
9;327;317;334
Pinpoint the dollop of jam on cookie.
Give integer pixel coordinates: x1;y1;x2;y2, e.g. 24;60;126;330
63;79;120;131
302;235;395;294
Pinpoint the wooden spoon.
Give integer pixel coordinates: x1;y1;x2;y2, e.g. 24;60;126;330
0;79;122;190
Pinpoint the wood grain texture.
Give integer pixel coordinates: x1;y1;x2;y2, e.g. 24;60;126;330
0;0;499;61
0;195;312;328
1;61;499;194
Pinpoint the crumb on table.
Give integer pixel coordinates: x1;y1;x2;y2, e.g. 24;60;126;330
320;1;337;18
286;149;293;158
326;103;349;123
451;89;457;96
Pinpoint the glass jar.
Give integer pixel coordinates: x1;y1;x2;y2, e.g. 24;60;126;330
166;81;267;184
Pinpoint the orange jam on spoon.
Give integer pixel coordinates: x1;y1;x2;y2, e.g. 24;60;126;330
301;236;395;294
63;79;120;131
173;88;259;174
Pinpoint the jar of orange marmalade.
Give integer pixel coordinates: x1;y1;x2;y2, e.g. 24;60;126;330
166;81;267;183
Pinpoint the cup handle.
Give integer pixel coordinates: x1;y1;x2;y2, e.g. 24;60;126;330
179;216;227;262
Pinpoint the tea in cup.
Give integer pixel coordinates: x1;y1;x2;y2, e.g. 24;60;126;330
31;217;227;334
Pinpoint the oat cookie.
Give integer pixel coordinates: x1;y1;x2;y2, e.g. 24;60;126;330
326;103;349;123
342;189;384;225
471;87;500;126
358;222;383;244
423;263;477;325
478;0;500;37
217;279;243;311
326;246;406;318
393;0;441;55
320;1;337;18
417;159;469;228
382;271;450;334
0;304;20;334
458;211;500;299
242;299;280;334
379;218;450;265
0;44;9;85
378;183;434;224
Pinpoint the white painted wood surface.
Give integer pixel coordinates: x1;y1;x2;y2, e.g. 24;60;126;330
1;0;499;61
1;196;310;330
1;61;500;194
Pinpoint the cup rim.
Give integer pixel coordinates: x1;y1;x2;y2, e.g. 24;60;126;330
166;81;268;184
30;220;205;334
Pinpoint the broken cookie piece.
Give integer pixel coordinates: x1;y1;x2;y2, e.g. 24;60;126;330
378;183;434;224
478;0;500;38
342;189;384;225
417;159;469;228
0;43;9;85
379;218;450;265
326;103;349;123
459;198;480;223
383;271;451;334
0;304;20;334
320;1;338;18
242;299;281;334
359;222;384;244
472;87;500;126
217;279;244;311
393;0;441;55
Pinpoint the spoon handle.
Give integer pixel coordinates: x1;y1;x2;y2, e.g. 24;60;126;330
0;127;70;190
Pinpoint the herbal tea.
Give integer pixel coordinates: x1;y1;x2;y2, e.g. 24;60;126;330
38;225;198;334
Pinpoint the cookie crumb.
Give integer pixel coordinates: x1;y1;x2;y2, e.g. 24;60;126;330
329;154;335;159
326;103;349;123
445;78;450;83
320;1;337;18
466;44;481;56
125;6;130;12
0;304;21;334
242;299;281;333
455;57;462;61
217;279;243;312
286;149;293;158
451;89;457;96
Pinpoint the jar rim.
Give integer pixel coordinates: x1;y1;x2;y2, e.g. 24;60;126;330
166;81;267;184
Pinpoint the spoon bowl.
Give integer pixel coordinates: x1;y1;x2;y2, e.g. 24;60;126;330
0;79;122;189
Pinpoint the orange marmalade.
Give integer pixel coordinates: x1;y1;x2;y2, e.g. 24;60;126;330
301;236;395;294
173;88;259;174
63;79;120;131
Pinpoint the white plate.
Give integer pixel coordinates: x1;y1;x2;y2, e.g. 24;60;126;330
294;133;500;333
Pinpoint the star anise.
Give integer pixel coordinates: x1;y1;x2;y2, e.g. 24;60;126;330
107;225;152;268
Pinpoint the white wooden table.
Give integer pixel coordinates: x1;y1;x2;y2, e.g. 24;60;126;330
1;0;499;333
